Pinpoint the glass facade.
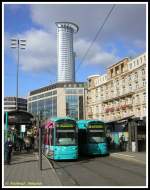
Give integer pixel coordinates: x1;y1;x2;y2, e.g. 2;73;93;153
66;95;84;120
28;96;57;119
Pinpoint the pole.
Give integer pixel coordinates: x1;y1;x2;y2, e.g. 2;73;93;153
39;111;42;170
16;40;19;110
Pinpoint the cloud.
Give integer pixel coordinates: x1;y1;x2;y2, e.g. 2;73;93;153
29;3;146;48
133;39;146;49
4;32;11;51
9;29;57;74
7;28;119;73
74;38;120;67
5;3;146;74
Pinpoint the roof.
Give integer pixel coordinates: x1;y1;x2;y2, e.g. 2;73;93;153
5;110;33;118
55;21;79;33
77;119;105;129
29;82;86;96
87;75;100;79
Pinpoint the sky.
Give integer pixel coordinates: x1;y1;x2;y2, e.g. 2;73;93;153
3;3;147;98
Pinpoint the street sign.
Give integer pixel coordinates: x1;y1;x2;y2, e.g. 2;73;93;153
21;125;26;132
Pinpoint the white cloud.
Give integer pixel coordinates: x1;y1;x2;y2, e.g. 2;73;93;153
133;39;146;49
29;4;146;46
5;3;146;74
74;38;120;67
9;29;57;74
6;26;120;74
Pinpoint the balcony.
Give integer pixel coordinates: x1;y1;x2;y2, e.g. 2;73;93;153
102;91;134;103
88;112;93;116
105;107;114;113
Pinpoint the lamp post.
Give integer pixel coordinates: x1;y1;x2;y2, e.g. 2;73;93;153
11;39;26;110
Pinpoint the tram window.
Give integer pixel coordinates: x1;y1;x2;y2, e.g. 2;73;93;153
49;128;54;146
56;131;76;145
88;130;105;143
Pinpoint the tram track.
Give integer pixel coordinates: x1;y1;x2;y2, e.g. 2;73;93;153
49;155;145;186
78;156;122;186
49;156;121;186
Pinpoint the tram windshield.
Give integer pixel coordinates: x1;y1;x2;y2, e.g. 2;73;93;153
88;123;106;143
56;120;76;146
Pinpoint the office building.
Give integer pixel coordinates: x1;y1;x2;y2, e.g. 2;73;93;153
27;82;86;120
4;96;27;112
56;22;79;82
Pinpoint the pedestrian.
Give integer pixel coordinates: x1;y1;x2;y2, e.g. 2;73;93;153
24;136;31;152
5;137;13;164
119;134;125;151
106;135;112;151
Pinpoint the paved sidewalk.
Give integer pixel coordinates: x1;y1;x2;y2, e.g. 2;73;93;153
4;151;62;187
110;151;146;164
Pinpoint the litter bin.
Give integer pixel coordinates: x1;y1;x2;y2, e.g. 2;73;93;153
132;141;136;152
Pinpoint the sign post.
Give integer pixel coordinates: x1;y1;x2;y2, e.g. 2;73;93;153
4;112;8;161
5;112;8;142
21;125;26;139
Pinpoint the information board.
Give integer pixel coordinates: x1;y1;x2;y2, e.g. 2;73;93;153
21;125;26;132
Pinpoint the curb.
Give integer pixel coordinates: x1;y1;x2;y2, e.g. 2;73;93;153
42;154;62;186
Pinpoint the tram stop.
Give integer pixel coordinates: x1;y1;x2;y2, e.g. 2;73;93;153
4;110;35;161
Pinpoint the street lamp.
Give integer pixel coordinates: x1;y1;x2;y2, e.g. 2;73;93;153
10;39;26;110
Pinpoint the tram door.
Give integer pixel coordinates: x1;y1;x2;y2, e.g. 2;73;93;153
78;129;87;155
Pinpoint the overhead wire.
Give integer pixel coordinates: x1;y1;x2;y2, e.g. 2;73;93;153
75;4;116;73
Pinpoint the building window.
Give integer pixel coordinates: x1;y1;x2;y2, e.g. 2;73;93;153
134;72;138;79
143;92;146;101
96;106;99;113
136;83;139;89
129;84;132;90
66;95;83;120
128;75;131;81
143;106;146;113
142;69;145;75
143;79;146;87
129;63;132;69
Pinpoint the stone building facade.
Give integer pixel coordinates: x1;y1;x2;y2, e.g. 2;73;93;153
86;53;146;122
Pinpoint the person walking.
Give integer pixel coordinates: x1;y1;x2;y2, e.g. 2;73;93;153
119;134;125;151
106;135;112;151
5;137;13;164
24;136;31;152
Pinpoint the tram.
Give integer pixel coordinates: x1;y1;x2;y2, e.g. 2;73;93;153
77;120;108;156
42;117;78;160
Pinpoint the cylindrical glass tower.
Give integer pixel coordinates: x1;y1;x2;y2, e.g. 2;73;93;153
56;22;79;82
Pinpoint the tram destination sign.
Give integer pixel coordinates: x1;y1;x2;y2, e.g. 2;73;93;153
57;123;75;128
88;124;104;129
